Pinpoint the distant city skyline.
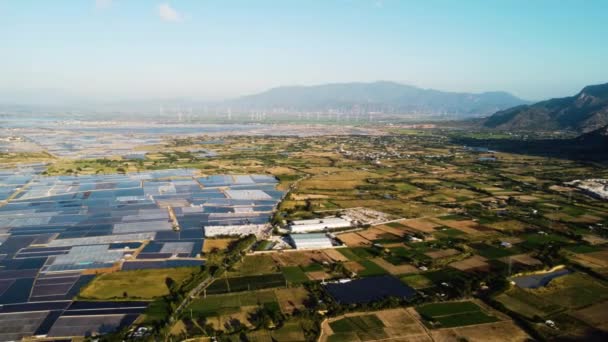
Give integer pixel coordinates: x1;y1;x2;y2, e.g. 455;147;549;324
1;0;607;102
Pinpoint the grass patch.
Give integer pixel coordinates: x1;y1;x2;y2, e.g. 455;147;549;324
206;273;286;295
78;267;197;299
563;245;603;254
187;290;277;317
329;314;387;341
400;274;433;289
471;243;520;259
227;254;279;277
358;259;389;276
282;266;309;284
416;301;498;328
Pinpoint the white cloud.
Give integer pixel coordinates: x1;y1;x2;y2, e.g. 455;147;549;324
158;3;182;22
95;0;112;9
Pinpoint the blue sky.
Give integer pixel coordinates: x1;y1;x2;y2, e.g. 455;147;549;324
1;0;607;101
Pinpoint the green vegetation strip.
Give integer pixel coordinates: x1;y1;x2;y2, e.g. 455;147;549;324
416;301;498;328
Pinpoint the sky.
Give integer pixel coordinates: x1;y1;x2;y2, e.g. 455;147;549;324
1;0;607;102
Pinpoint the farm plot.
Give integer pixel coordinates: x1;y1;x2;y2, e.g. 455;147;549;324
202;238;235;254
78;267;198;299
271;250;339;267
495;286;562;319
281;266;309;284
499;253;542;267
429;320;531;342
227;254;279;277
184;290;286;333
571;301;608;332
269;319;308;341
336;232;372;246
415;301;499;328
471;243;521;259
356;228;402;243
449;255;490;272
401;218;442;233
568;250;608;276
321;308;430;342
275;287;309;314
400;274;433;289
527;272;608;309
370;257;418;275
206;273;286;295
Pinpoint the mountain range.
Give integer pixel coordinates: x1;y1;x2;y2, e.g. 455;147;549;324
483;82;608;133
222;81;528;118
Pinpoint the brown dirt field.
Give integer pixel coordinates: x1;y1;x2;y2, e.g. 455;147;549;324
275;287;309;315
357;227;397;241
449;255;490;272
291;194;329;200
501;254;542;266
202;238;235;253
372;257;419;275
573;250;608;268
374;224;411;237
582;234;608;245
306;270;332;281
320;308;433;342
487;220;527;231
266;166;298;175
430;321;531;342
336;232;372;246
270;250;334;267
402;218;441;233
432;219;483;235
425;249;460;259
515;195;540;202
384;242;406;248
344;261;366;273
572;301;608;332
206;306;256;331
322;249;350;262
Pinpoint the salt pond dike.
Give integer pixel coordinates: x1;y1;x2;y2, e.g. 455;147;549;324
483;82;608;133
222;81;528;118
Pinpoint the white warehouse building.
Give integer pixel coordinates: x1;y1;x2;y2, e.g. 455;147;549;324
291;233;334;249
288;216;352;233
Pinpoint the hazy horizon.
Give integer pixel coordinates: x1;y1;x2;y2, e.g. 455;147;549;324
2;0;608;103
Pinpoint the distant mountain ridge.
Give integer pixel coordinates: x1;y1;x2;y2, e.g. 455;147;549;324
223;81;528;118
484;82;608;132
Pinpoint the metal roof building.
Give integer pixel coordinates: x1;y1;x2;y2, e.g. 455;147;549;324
291;233;333;250
289;216;352;233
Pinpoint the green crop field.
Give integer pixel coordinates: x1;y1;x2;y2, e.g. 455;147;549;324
78;267;198;300
416;301;499;328
282;266;309;284
329;314;387;341
206;273;286;295
472;243;520;259
227;254;279;277
358;259;389;276
400;274;433;289
188;290;277;317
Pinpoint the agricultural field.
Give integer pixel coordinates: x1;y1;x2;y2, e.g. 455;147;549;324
320;305;529;342
415;301;499;328
78;267;199;300
4;129;608;341
495;272;608;339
